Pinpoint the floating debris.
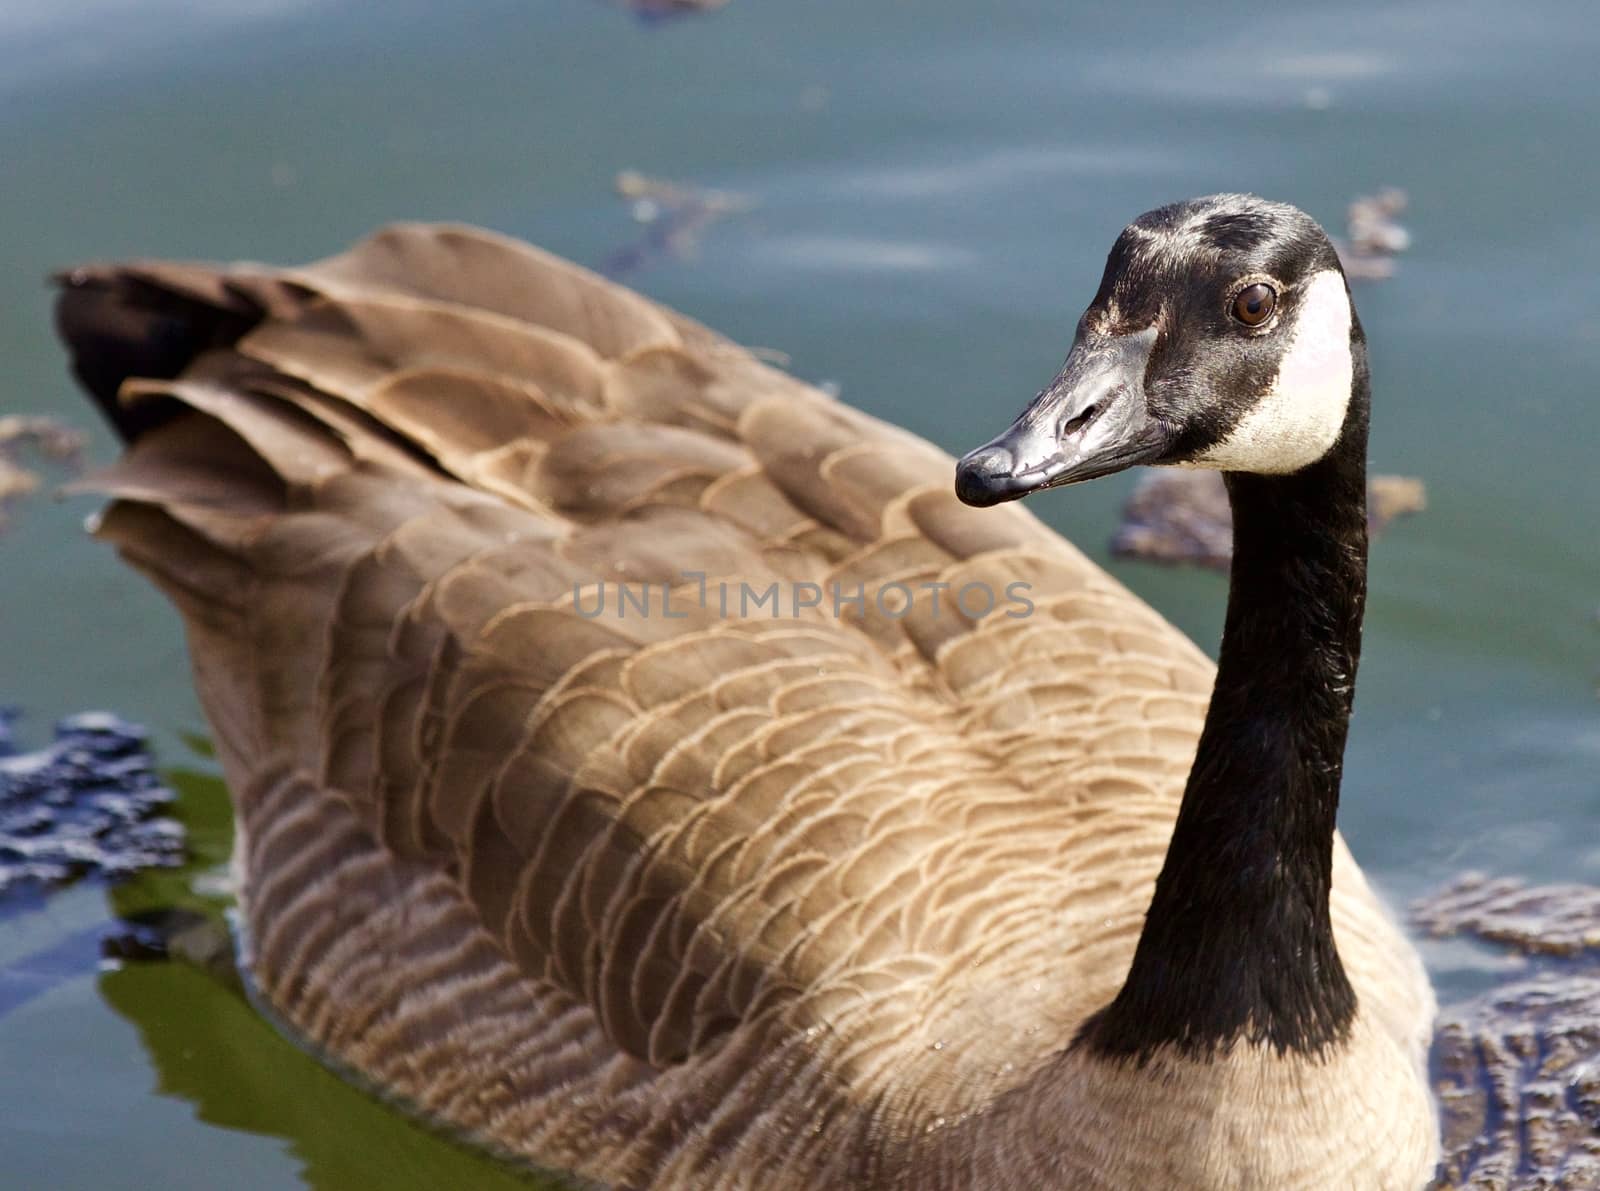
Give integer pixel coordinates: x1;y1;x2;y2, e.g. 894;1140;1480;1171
0;711;184;903
602;169;755;278
1370;473;1428;527
1335;187;1411;282
1415;876;1600;1188
610;0;730;21
1110;470;1426;570
102;906;236;981
0;415;83;535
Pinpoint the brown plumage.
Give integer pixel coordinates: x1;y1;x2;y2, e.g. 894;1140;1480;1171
57;222;1437;1188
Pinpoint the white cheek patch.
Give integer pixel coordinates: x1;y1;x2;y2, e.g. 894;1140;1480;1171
1194;269;1354;473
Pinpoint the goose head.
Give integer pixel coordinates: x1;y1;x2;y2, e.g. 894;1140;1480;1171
956;194;1359;506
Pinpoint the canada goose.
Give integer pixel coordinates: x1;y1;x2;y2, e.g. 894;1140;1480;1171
55;194;1438;1189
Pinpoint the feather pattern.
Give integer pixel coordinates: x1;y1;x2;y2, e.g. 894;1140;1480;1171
59;223;1435;1188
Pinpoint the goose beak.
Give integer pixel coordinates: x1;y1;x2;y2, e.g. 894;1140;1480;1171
955;326;1166;507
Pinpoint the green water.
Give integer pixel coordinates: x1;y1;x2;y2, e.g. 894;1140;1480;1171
1;0;1597;1185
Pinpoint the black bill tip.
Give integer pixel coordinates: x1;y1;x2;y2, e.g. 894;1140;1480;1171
955;443;1057;507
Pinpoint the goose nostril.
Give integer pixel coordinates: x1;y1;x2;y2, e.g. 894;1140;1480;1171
1061;403;1099;437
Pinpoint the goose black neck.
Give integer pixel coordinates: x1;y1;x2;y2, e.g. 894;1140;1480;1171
1080;337;1372;1063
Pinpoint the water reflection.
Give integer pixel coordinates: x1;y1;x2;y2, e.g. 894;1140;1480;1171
91;768;556;1190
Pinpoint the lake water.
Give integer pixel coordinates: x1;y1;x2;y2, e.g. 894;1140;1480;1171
1;1;1597;1186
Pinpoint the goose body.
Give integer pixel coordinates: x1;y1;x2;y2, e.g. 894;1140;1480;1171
58;196;1438;1188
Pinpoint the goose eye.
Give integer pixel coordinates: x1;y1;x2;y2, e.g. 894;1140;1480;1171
1231;283;1276;327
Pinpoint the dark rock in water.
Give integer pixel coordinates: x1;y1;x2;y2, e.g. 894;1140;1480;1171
1110;471;1233;569
1430;976;1600;1189
0;710;185;903
1416;876;1600;1189
1110;470;1426;570
1417;875;1600;959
